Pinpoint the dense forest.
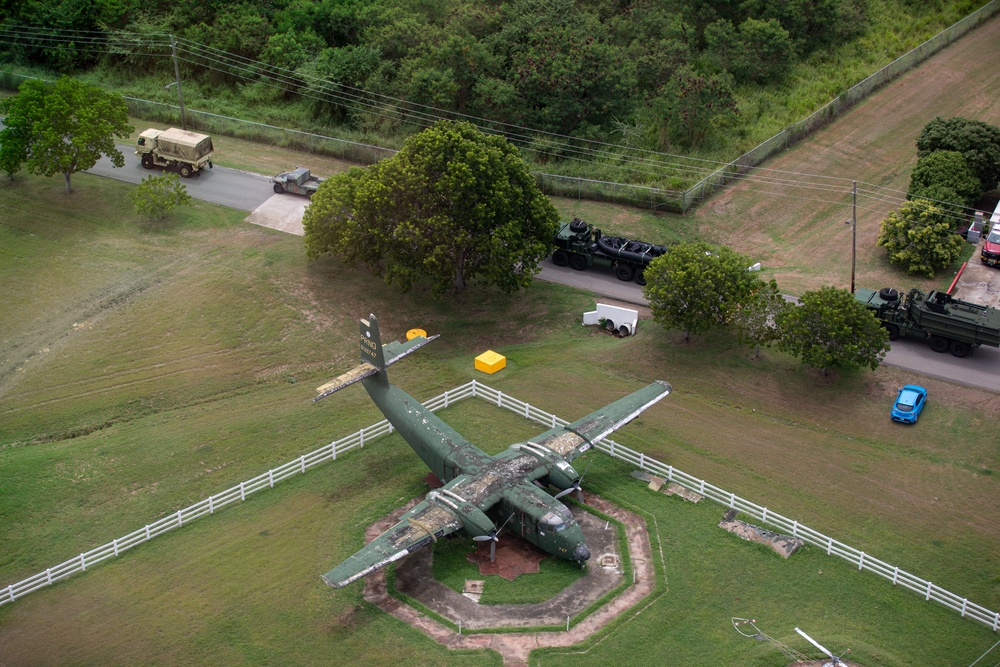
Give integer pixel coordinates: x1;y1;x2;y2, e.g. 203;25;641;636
0;0;990;186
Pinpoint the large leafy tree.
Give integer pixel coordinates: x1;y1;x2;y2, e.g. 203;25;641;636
0;77;133;193
877;198;964;278
650;66;738;150
777;286;890;376
643;242;762;340
303;120;559;296
916;116;1000;193
731;278;788;358
909;150;982;206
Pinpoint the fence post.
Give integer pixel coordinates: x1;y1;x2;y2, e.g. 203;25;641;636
113;539;119;557
792;521;798;538
80;553;86;571
240;481;246;501
176;510;183;527
331;442;337;461
268;470;274;488
858;552;865;571
926;581;933;601
145;525;151;541
300;455;306;473
46;569;52;585
209;496;214;515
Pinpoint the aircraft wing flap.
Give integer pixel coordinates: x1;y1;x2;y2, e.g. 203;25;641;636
530;381;671;462
322;499;462;588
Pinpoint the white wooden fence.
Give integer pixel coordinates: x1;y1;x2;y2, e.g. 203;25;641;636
2;380;997;633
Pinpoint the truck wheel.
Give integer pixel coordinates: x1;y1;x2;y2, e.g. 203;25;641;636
883;323;899;341
179;165;192;178
879;287;899;301
140;154;153;169
569;219;588;233
273;183;284;194
615;264;634;282
635;269;646;286
950;341;971;358
569;254;588;271
930;336;950;353
552;250;570;267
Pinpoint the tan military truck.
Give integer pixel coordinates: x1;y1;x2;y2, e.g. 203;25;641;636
135;128;214;177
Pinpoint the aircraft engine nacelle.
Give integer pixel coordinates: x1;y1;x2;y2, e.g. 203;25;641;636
512;443;579;492
428;485;496;537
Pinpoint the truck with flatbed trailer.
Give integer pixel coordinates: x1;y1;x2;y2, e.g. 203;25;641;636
855;286;1000;357
135;128;213;177
551;218;667;285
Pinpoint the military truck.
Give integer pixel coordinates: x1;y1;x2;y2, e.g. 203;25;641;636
135;128;213;177
855;286;1000;357
552;218;667;285
271;167;324;196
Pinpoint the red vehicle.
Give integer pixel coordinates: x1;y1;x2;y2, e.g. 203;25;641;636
981;225;1000;267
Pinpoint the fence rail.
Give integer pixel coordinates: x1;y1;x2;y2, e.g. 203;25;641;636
2;380;997;633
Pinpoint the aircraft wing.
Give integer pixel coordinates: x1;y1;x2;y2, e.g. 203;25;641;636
530;381;671;463
322;497;463;588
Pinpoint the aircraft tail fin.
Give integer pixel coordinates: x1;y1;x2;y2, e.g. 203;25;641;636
314;314;438;402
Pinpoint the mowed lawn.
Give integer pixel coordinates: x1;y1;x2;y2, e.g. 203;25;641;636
1;171;999;665
3;17;1000;664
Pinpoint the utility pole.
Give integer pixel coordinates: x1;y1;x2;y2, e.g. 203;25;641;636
851;181;857;294
170;36;187;130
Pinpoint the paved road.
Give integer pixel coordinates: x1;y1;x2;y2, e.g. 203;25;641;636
89;148;275;211
85;156;1000;392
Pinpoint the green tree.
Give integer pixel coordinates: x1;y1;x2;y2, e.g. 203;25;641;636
731;278;788;358
0;77;133;194
130;173;193;220
916;116;1000;193
777;286;890;376
650;66;738;150
303;121;559;296
909;150;982;206
877;198;964;278
705;18;795;84
643;242;762;341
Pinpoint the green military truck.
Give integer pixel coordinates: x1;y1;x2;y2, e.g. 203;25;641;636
855;286;1000;357
551;218;667;285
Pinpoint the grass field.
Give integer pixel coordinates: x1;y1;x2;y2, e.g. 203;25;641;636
2;16;1000;666
1;172;999;665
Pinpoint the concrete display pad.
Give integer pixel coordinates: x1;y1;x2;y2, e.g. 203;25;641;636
358;492;656;665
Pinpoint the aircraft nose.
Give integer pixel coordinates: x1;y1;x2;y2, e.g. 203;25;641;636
573;544;591;562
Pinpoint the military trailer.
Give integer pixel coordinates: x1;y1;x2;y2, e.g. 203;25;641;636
135;128;213;177
271;167;324;196
552;218;667;285
855;286;1000;357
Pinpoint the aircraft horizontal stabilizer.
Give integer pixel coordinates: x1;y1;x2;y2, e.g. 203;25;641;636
314;362;379;402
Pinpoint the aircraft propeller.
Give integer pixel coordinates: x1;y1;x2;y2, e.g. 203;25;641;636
553;460;592;504
472;513;515;562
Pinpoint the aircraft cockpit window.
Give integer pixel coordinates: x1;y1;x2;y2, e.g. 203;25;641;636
541;511;568;531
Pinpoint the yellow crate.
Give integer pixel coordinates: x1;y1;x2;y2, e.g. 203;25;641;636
474;350;506;374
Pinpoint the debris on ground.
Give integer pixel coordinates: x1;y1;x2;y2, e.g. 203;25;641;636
719;509;804;558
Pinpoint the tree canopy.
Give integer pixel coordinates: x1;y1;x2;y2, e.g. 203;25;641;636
776;286;890;375
916;116;1000;194
877;198;964;278
642;242;762;340
731;278;788;358
909;150;982;206
303;120;559;296
0;76;133;193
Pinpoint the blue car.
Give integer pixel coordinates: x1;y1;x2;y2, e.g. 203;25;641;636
891;385;927;424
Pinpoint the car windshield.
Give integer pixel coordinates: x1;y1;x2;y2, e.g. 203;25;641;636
988;229;1000;244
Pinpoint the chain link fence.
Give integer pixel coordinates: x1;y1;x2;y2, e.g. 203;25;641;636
2;2;997;213
683;0;1000;210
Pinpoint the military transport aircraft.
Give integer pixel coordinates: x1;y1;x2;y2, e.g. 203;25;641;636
315;314;671;589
